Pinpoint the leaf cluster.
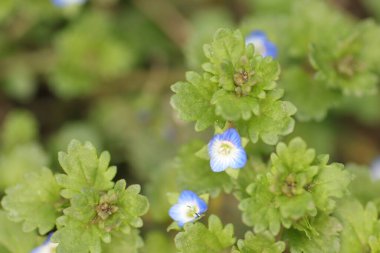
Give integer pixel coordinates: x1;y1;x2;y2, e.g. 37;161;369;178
171;28;296;145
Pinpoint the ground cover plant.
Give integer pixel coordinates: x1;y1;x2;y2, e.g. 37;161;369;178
1;0;380;252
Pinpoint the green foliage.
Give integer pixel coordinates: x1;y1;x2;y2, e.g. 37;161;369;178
50;12;134;99
142;231;176;253
0;110;49;190
55;140;117;198
232;231;285;253
171;72;220;131
1;140;149;253
171;28;296;144
0;211;40;253
173;140;233;196
1;168;62;234
175;215;235;253
239;138;351;235
284;215;343;253
1;110;38;151
281;67;341;121
54;180;148;253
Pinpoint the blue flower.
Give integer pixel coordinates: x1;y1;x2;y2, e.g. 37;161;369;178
208;128;247;172
169;190;207;227
30;233;58;253
245;30;277;58
371;156;380;180
52;0;87;7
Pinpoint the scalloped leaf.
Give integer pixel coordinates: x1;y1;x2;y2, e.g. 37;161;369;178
244;89;296;145
171;72;221;131
55;140;117;198
175;215;235;253
2;168;62;234
232;231;285;253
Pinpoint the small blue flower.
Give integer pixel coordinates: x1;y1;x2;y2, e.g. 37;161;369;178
208;128;247;172
371;156;380;180
31;233;58;253
169;190;207;227
245;30;277;58
52;0;87;7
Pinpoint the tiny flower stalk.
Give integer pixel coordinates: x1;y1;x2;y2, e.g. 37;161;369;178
169;190;208;227
208;128;247;172
31;233;58;253
245;30;278;58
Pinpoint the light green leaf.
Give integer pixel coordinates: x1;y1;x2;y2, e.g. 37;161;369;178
175;215;235;253
284;215;343;253
0;211;40;253
55;140;117;198
174;141;233;197
2;168;63;234
171;71;220;131
232;231;285;253
245;89;296;145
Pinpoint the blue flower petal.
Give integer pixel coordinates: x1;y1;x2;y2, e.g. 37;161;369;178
196;197;208;214
210;156;230;172
371;156;380;180
30;233;57;253
246;30;267;41
208;128;247;172
263;40;278;58
178;190;199;203
168;190;208;227
222;128;242;146
229;147;247;169
52;0;86;7
245;30;277;59
169;203;187;222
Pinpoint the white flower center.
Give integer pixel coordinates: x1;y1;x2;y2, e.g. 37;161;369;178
217;141;234;156
185;204;200;219
248;39;266;56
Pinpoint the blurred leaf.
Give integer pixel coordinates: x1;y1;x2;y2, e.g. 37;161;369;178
0;210;39;253
2;168;62;234
1;110;38;151
0;143;49;189
232;231;285;253
175;215;235;253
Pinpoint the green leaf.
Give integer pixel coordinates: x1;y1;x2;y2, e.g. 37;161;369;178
239;176;281;235
2;168;63;234
284;215;343;253
55;140;117;198
0;110;38;150
211;89;259;121
281;67;341;121
309;23;379;97
54;180;149;253
244;89;296;145
0;211;40;253
0;143;49;189
240;138;350;234
175;215;235;253
232;231;285;253
203;28;280;96
311;159;352;212
142;230;176;253
102;230;144;253
173;140;233;197
335;199;379;253
171;71;220;131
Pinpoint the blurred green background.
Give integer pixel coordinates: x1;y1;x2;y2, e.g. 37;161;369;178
0;0;380;252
